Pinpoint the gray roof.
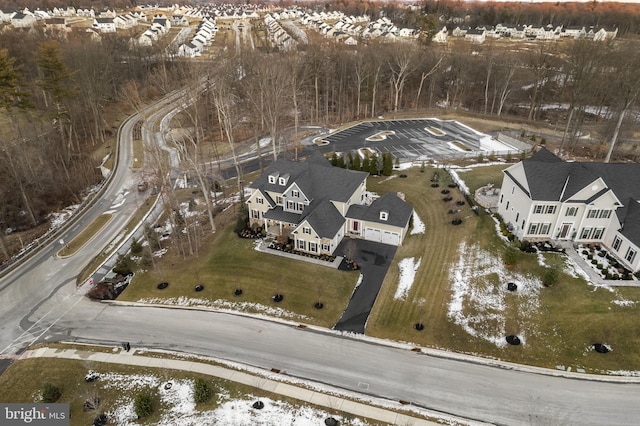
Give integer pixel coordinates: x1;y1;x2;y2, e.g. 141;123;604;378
346;192;413;228
518;147;640;245
303;200;345;238
249;152;368;204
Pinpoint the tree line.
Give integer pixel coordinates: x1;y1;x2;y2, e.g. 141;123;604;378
2;13;640;261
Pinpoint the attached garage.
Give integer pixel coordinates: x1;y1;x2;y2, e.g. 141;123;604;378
365;227;381;242
382;230;400;245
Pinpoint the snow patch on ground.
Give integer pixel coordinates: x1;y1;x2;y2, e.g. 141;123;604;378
100;371;371;426
448;241;543;348
564;256;592;282
447;168;470;195
137;297;309;320
410;211;425;235
394;257;421;300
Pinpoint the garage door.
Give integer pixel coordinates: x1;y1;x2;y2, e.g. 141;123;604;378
382;230;400;245
364;227;381;242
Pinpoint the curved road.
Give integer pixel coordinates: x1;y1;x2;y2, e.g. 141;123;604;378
1;88;639;425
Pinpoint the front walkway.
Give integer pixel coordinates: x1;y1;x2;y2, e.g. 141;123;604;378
554;241;640;287
22;346;438;426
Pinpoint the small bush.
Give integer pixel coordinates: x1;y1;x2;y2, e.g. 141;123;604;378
134;391;153;419
130;237;143;255
542;266;560;287
582;250;589;256
193;378;212;404
42;383;61;403
591;259;598;265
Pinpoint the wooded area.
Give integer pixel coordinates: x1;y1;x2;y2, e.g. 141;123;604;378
1;1;640;262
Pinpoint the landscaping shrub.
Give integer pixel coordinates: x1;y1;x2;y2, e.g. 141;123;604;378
591;259;598;265
134;391;153;419
193;378;212;404
130;237;143;255
41;383;61;403
542;266;560;287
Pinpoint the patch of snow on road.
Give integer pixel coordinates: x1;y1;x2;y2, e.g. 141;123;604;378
448;241;543;348
394;257;421;300
410;211;425;235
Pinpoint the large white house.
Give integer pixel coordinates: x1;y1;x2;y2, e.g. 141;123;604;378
498;148;640;273
246;153;413;255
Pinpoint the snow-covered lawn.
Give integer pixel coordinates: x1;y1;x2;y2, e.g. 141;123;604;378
100;372;371;426
448;241;543;348
394;257;421;300
410;211;425;235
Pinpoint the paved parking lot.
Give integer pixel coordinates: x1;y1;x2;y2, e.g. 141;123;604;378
314;118;517;161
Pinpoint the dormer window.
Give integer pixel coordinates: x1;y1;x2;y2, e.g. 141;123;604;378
268;175;277;184
380;211;388;221
279;177;286;185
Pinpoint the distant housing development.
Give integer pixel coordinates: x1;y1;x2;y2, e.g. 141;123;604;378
246;154;413;255
498;148;640;273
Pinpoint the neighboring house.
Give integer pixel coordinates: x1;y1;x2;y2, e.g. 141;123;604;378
432;26;448;43
93;17;116;33
44;17;70;33
498;147;640;273
11;12;37;28
465;28;485;43
246;153;413;255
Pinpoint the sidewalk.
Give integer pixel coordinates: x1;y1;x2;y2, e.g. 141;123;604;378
22;346;441;426
255;239;344;269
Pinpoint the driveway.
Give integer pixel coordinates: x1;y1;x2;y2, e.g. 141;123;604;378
333;238;397;333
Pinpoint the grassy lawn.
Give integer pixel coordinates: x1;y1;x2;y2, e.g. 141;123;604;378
0;357;383;425
367;165;640;372
132;139;144;169
58;214;112;257
119;208;359;328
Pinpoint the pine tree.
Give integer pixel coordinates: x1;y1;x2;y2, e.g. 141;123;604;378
362;155;370;173
369;154;379;175
330;152;338;166
0;49;31;112
382;152;393;176
353;153;362;171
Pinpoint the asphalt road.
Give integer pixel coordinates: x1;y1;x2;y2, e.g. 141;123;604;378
51;303;640;425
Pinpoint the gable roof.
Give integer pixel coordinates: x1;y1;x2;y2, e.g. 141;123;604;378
346;192;413;228
518;147;640;245
249;153;368;204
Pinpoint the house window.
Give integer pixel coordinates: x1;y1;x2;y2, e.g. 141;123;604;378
303;227;311;234
287;201;295;210
297;239;306;250
297;202;304;212
580;228;591;239
268;175;276;184
592;228;604;239
256;197;263;204
251;210;260;219
322;244;329;251
515;213;519;223
511;187;514;194
276;196;283;205
506;201;510;210
292;190;299;198
353;221;359;231
625;248;636;263
309;242;317;252
533;205;543;214
566;206;577;216
587;209;612;219
613;236;622;251
500;194;503;203
540;223;551;235
545;205;556;214
528;223;539;235
380;211;388;221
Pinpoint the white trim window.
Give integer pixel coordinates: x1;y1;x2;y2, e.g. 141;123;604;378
545;205;556;214
292;189;300;198
380;211;388;221
322;243;329;252
251;210;260;219
587;209;612;219
256;197;263;204
309;242;317;252
268;175;276;184
297;239;306;250
566;206;578;216
533;205;543;214
580;228;591;239
613;236;622;251
625;247;636;263
528;223;539;234
303;227;311;234
592;228;605;240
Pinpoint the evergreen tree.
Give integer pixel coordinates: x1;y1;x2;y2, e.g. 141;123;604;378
353;153;362;171
382;152;393;176
337;153;346;168
369;154;379;175
0;49;31;111
346;151;354;169
330;152;338;166
362;155;370;173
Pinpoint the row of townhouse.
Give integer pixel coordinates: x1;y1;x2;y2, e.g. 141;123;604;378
498;148;640;273
177;18;218;57
450;23;618;43
264;14;296;51
137;14;172;45
1;6;132;26
93;12;147;33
